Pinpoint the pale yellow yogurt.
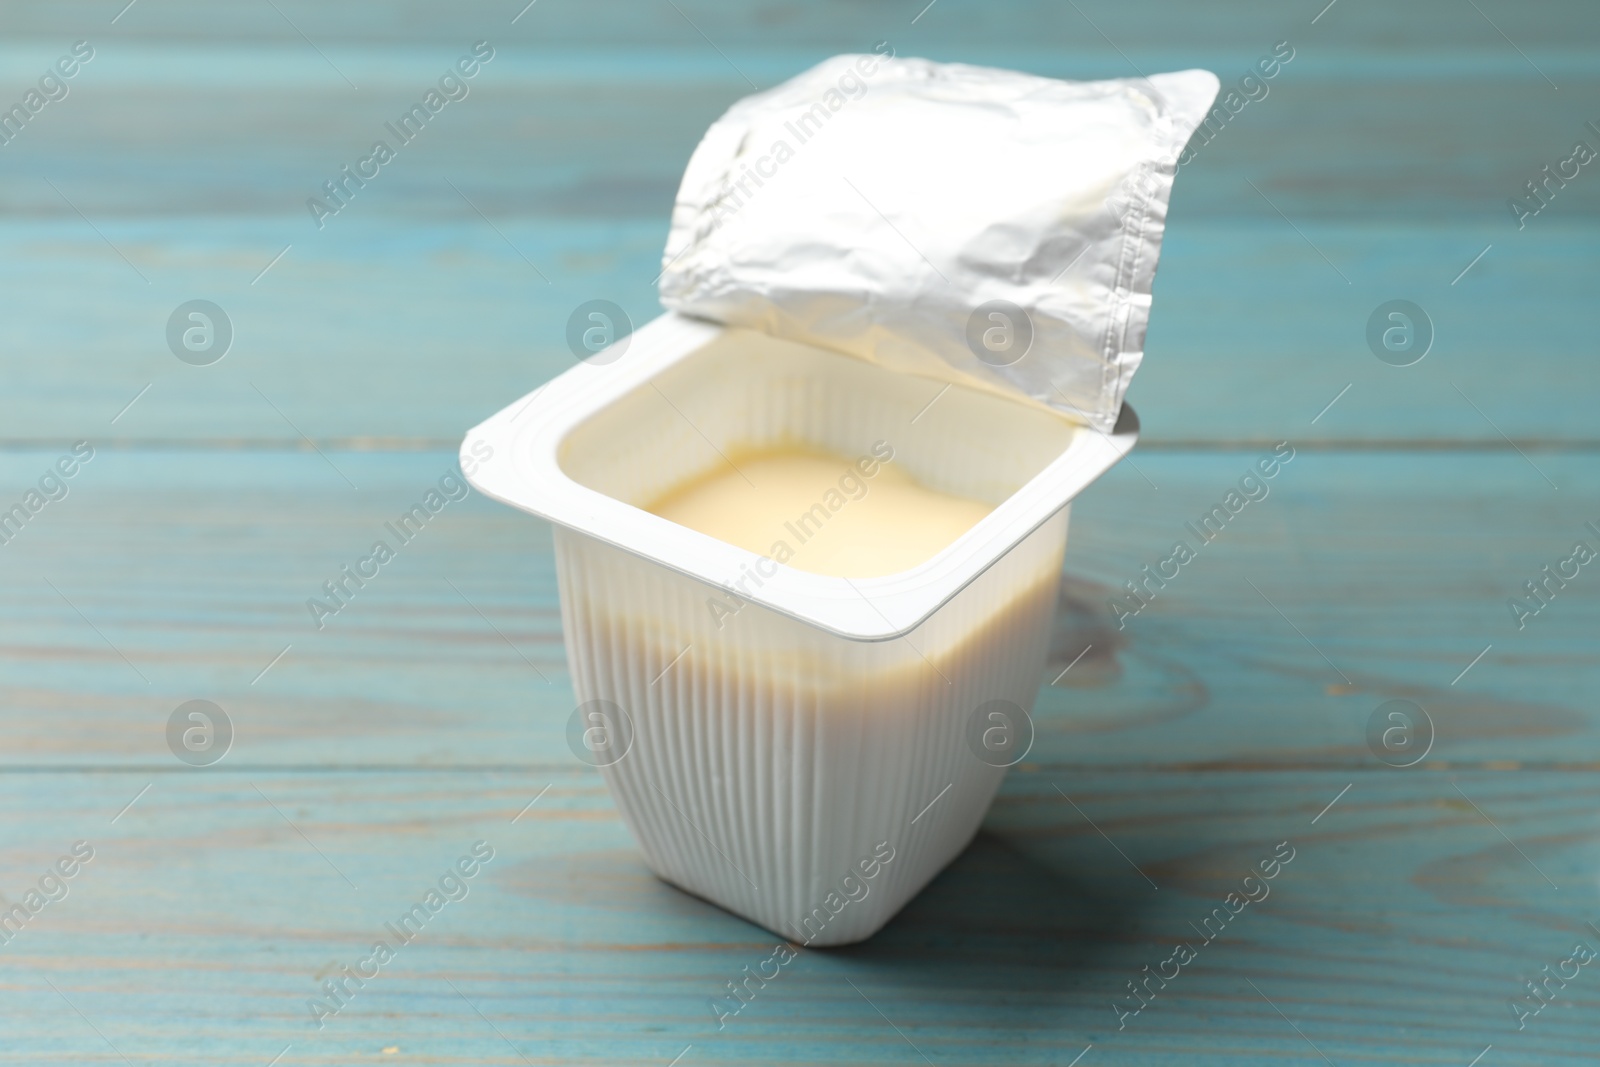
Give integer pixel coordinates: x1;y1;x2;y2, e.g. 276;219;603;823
645;443;991;578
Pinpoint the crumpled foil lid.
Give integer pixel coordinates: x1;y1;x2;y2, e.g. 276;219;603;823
659;55;1219;433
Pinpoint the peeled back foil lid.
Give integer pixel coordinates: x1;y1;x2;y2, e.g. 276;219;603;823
659;56;1220;433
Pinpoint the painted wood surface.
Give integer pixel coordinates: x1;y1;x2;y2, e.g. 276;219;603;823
1;0;1597;1063
4;218;1598;445
0;1;1596;444
0;449;1594;769
0;769;1594;1064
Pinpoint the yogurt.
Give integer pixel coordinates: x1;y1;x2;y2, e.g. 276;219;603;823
645;444;993;579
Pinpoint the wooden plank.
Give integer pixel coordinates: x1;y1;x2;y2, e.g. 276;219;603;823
0;766;1590;1063
1;22;1595;445
3;0;1595;51
0;218;1595;445
1;6;1595;1062
2;45;1595;222
0;449;1592;769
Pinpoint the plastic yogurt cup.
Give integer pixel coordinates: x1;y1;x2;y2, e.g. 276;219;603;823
463;313;1136;944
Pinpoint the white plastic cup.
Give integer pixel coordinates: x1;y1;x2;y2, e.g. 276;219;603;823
464;313;1136;945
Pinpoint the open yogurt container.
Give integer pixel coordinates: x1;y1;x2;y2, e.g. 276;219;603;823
465;317;1135;944
463;56;1215;944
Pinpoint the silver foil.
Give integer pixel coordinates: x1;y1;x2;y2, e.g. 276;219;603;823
659;56;1219;433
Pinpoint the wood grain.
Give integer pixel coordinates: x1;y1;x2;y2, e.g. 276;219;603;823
1;0;1596;1062
0;768;1593;1064
1;218;1597;444
0;450;1592;769
0;7;1596;444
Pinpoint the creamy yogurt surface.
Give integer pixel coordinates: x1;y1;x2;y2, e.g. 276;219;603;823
645;443;992;578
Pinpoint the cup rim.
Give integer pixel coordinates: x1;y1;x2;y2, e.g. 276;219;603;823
461;312;1137;641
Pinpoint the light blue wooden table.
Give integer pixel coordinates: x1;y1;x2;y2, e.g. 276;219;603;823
1;1;1597;1063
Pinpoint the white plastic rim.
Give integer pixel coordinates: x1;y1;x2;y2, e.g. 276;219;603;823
461;312;1137;641
460;313;1137;946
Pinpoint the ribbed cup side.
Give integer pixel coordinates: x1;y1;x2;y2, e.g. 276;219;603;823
552;510;1067;946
